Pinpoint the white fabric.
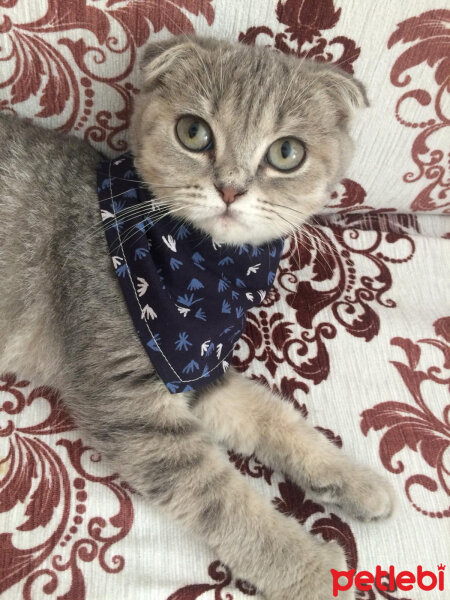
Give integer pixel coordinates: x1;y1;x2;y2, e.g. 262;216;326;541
0;0;449;598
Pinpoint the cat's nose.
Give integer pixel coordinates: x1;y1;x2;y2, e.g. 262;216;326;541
214;184;247;205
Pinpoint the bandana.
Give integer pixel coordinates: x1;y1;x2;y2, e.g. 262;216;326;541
97;153;284;393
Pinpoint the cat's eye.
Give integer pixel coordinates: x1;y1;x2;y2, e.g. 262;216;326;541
176;116;213;152
266;137;306;172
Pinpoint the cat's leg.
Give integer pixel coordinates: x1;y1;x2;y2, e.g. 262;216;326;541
192;369;396;522
66;373;353;600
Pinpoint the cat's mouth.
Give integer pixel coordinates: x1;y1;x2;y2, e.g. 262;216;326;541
216;207;247;229
196;207;272;245
218;209;238;223
195;207;248;244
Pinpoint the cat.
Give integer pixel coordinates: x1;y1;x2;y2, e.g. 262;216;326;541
0;36;395;600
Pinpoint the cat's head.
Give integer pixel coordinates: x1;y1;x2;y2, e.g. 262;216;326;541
131;36;367;246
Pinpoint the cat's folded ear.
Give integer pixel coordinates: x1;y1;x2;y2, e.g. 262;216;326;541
140;35;217;90
140;37;194;89
313;63;369;126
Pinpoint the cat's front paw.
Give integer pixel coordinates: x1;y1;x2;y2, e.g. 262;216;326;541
309;464;396;522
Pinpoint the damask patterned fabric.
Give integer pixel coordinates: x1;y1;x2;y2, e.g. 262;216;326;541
0;1;449;599
97;153;284;393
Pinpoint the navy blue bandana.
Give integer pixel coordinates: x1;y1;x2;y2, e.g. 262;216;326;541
97;153;284;393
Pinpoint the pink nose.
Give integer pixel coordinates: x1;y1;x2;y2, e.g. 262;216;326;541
215;185;246;205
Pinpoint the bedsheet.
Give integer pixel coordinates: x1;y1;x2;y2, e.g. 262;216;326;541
0;1;449;598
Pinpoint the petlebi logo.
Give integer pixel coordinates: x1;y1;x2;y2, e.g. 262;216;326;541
331;564;446;597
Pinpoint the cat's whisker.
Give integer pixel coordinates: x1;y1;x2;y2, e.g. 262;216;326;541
104;186;143;203
253;204;305;274
101;200;183;240
301;221;337;257
293;76;318;106
61;196;178;265
277;230;318;302
107;176;181;188
298;226;347;296
262;200;308;220
283;228;304;278
103;193;178;224
218;45;224;97
168;214;192;240
273;196;339;258
69;196;173;244
295;223;336;257
270;211;338;286
101;204;174;238
257;204;302;232
110;205;187;252
280;65;301;110
113;216;165;252
298;223;333;256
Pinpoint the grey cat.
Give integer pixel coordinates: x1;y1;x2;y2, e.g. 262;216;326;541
0;36;395;600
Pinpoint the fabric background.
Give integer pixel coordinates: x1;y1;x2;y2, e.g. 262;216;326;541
0;1;449;599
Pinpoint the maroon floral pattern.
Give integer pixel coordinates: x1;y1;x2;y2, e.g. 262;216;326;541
388;10;450;213
228;452;274;485
167;561;256;599
239;0;360;75
361;317;450;518
1;0;448;598
273;479;357;568
0;0;214;149
233;217;415;394
0;373;134;599
327;179;367;211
